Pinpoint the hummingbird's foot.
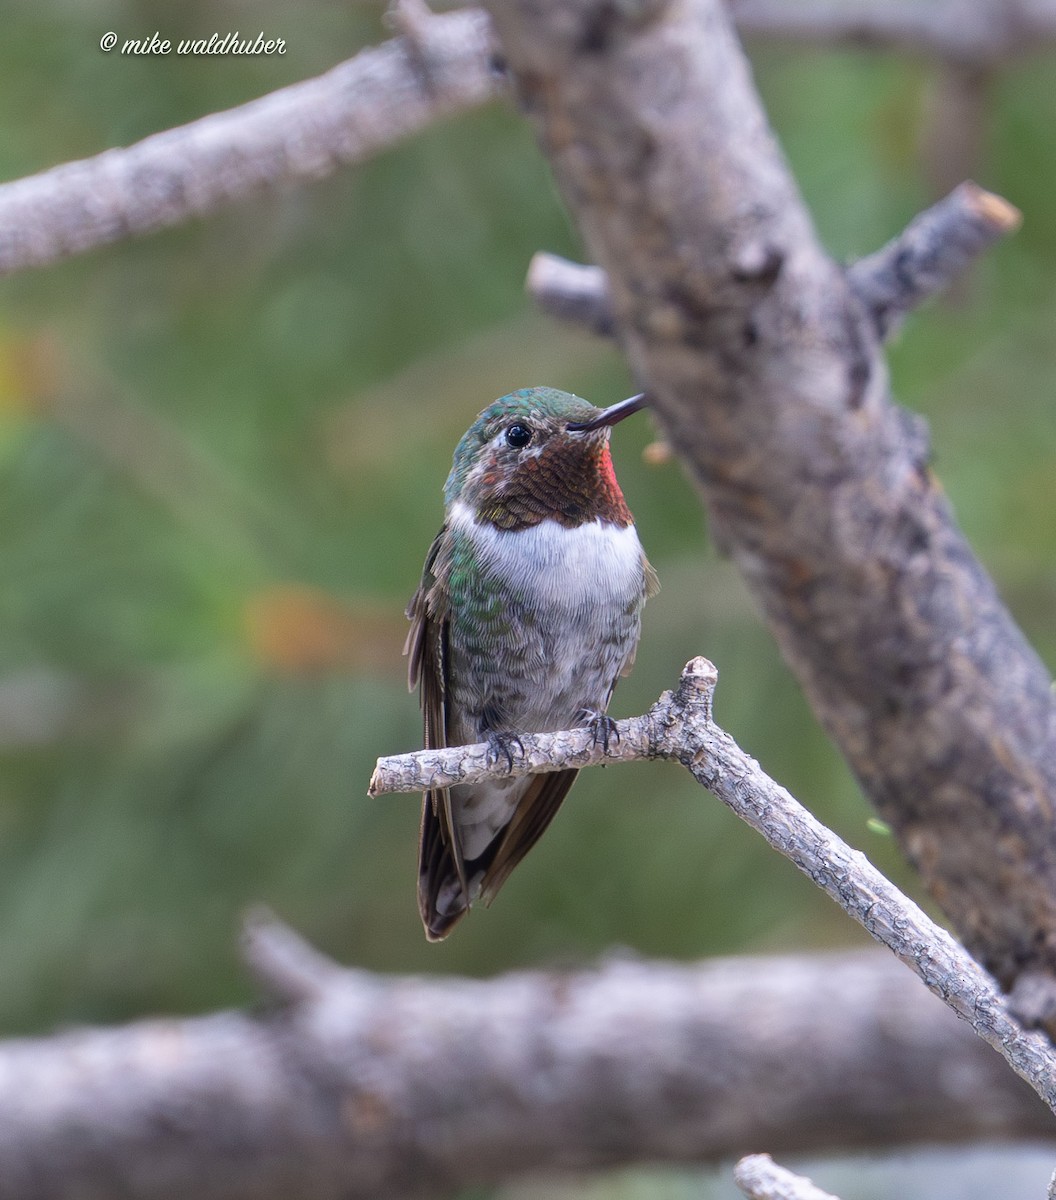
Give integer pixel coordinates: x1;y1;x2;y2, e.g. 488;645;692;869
485;730;526;774
580;709;620;753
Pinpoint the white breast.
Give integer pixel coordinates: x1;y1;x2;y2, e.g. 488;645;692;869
448;499;646;611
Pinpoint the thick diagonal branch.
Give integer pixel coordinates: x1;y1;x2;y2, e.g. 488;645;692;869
484;0;1056;1006
373;659;1056;1114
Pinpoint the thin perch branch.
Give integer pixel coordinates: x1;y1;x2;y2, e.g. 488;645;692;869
373;658;1056;1115
0;7;500;275
734;1154;842;1200
527;182;1021;343
369;715;647;794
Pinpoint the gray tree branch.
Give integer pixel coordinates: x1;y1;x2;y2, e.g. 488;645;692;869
848;181;1020;336
0;7;500;276
373;658;1056;1113
727;0;1056;64
483;0;1056;1014
0;3;1049;277
527;181;1021;343
0;921;1049;1200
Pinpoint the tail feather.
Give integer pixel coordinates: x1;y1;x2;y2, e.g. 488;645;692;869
418;789;469;941
417;768;579;940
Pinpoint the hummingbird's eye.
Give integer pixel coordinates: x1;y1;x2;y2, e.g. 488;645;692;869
505;423;533;450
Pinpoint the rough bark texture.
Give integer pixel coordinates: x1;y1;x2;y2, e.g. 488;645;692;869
0;4;1050;279
0;941;1050;1200
484;0;1056;1002
846;181;1019;337
528;182;1021;343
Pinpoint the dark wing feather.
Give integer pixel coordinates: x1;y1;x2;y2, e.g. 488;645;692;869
406;526;469;939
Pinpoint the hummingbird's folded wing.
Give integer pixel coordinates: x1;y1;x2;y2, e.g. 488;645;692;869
405;526;471;935
404;525;454;752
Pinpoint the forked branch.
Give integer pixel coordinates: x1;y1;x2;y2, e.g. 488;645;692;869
372;658;1056;1115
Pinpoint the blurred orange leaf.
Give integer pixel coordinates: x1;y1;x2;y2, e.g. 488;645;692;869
244;584;406;676
0;332;61;419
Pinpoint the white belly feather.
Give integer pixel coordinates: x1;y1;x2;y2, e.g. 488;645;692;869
446;500;651;861
448;498;646;616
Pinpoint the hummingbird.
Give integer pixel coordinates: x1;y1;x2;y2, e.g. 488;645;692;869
405;386;657;940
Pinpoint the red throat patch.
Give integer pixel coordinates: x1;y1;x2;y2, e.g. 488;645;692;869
479;438;633;531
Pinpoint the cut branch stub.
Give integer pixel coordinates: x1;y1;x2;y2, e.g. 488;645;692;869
527;182;1021;344
849;180;1021;337
734;1154;843;1200
241;905;347;1005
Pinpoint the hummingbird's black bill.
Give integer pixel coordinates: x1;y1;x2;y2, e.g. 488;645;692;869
566;393;647;433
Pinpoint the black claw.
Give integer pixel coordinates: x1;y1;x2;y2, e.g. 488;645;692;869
582;710;619;753
485;731;525;773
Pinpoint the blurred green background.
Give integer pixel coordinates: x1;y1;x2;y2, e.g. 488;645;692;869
0;0;1054;1149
